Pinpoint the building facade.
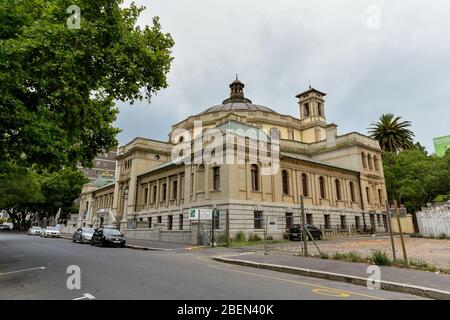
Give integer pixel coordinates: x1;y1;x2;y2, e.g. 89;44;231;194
77;150;118;181
78;79;388;242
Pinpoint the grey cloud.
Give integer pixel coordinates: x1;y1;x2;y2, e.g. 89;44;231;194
116;0;450;152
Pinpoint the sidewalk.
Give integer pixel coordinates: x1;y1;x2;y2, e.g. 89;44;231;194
213;252;450;300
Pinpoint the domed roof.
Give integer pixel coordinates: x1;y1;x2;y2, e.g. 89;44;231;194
199;102;275;115
197;78;277;115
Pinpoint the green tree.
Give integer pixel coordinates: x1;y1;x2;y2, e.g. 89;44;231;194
0;0;174;170
383;147;450;213
368;113;415;153
0;163;44;229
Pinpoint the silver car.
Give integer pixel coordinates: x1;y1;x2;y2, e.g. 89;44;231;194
27;226;43;235
41;226;61;238
72;227;95;244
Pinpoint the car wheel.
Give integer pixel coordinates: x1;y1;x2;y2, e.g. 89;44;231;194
90;239;94;246
72;237;76;242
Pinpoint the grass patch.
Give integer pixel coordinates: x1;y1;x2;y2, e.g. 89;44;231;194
319;252;330;259
372;250;392;266
332;251;368;263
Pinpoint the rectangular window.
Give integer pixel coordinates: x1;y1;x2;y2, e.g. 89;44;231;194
148;217;152;228
306;213;313;225
168;215;173;230
179;214;183;230
157;216;162;224
172;180;178;200
366;187;371;204
355;216;361;230
162;183;167;201
152;186;157;204
144;187;148;205
254;211;263;229
340;215;347;229
285;212;293;230
213;167;220;191
377;214;381;224
324;214;331;229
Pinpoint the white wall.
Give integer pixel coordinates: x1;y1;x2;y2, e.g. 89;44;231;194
416;205;450;237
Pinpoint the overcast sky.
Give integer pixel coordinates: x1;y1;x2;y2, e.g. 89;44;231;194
117;0;450;153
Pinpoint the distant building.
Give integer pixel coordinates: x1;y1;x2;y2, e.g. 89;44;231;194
433;135;450;157
77;150;117;181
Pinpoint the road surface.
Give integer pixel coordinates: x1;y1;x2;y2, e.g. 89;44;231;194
0;232;424;300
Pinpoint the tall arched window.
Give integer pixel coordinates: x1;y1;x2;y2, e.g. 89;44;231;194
361;152;367;169
302;173;308;197
368;154;373;170
251;164;259;191
349;182;356;202
374;155;380;171
335;179;342;200
304;103;310;117
282;170;289;195
319;176;326;199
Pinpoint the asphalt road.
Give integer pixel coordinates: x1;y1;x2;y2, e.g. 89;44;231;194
0;232;424;300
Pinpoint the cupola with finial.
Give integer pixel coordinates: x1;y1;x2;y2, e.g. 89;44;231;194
222;75;252;104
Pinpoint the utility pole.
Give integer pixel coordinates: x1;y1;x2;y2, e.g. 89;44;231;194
393;200;408;264
226;209;230;248
300;195;308;256
385;200;397;261
197;209;201;246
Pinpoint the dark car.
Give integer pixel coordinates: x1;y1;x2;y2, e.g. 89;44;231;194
288;224;323;241
72;227;95;244
91;227;126;247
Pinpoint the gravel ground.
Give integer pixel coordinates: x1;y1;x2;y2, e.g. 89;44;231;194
247;235;450;268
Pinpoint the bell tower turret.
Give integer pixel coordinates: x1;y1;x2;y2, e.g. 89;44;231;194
296;86;328;143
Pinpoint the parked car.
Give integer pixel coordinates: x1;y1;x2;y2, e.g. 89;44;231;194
72;227;95;244
0;224;11;231
91;227;126;247
41;226;61;238
288;224;323;241
27;226;43;235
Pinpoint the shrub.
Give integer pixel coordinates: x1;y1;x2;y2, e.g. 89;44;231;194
234;231;246;242
372;250;392;266
248;233;262;242
283;232;289;240
319;252;330;259
266;235;273;241
438;233;448;240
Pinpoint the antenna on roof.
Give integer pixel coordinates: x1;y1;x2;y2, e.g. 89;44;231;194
235;73;239;80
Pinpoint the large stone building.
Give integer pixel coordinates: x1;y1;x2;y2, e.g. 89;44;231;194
77;150;118;182
78;79;388;242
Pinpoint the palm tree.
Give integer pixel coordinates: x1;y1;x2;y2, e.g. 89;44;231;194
368;113;415;153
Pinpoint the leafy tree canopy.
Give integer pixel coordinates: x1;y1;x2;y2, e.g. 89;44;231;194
383;147;450;213
369;113;415;153
0;0;174;170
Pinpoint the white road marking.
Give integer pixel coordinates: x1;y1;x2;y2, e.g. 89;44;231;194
73;293;95;300
0;266;46;276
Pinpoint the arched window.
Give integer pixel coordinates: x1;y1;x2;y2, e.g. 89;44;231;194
319;176;326;199
366;187;371;204
374;155;380;171
282;170;289;195
302;173;308;197
368;154;373;170
304;103;310;117
349;182;356;202
361;152;367;169
335;179;341;200
318;103;323;116
251;164;259;191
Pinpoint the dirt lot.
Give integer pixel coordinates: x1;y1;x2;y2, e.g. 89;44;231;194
250;235;450;268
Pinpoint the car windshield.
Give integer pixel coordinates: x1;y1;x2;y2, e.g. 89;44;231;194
46;227;57;231
32;227;42;230
82;228;95;233
103;228;122;236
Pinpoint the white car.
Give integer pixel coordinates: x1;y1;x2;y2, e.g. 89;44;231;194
27;226;43;235
41;226;61;238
